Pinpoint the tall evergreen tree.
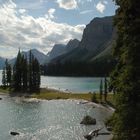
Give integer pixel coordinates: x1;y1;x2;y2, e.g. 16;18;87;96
13;50;22;91
29;50;33;92
32;58;40;91
104;77;108;101
99;79;103;102
3;49;41;93
22;55;28;91
110;0;140;139
2;67;6;88
5;59;12;87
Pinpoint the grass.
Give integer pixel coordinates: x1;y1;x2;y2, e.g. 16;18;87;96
32;88;93;101
0;86;10;94
0;86;115;107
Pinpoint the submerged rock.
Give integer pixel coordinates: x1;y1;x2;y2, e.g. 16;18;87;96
80;115;96;125
10;131;20;136
0;98;2;100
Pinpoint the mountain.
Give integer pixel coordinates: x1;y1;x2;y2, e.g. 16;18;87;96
0;57;5;69
66;39;79;52
50;16;115;64
10;49;46;65
46;39;80;63
45;16;117;76
47;44;66;61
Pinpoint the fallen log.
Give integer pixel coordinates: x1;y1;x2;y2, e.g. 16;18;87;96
84;127;103;140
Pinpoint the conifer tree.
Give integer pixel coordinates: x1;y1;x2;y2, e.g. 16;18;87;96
2;67;6;88
5;49;41;93
111;0;140;139
104;77;108;101
29;50;33;92
5;59;12;87
13;50;22;91
22;55;28;91
99;79;103;102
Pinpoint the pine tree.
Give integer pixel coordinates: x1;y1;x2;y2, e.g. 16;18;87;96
34;58;40;91
5;59;12;87
99;79;103;102
110;0;140;139
29;50;33;92
7;49;41;93
22;55;28;91
2;67;6;88
13;50;22;91
104;77;108;101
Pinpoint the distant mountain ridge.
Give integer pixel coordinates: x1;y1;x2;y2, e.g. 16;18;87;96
49;16;116;64
45;16;117;76
46;39;80;63
9;49;46;65
0;38;80;69
0;57;5;69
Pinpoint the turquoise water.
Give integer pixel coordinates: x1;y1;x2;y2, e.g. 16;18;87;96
41;76;101;93
0;95;112;140
0;70;101;93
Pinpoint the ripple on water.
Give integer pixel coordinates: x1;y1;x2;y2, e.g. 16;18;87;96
0;97;112;140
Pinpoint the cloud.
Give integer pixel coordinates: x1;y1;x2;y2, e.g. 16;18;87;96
80;9;93;14
56;0;78;10
47;8;56;19
95;1;107;13
0;0;85;58
19;9;26;14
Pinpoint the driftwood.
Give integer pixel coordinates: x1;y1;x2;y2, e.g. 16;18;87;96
84;127;103;140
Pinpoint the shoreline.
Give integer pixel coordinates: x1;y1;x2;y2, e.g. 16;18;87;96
0;87;115;111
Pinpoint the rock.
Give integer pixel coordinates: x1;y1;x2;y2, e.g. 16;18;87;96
106;126;113;131
84;134;92;140
10;131;20;136
80;115;96;125
0;98;2;100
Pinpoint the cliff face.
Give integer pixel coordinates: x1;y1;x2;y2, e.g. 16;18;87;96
66;39;80;52
79;16;114;53
46;39;80;63
48;16;116;64
48;44;66;60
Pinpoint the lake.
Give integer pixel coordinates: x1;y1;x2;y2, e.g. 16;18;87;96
0;95;112;140
0;70;101;93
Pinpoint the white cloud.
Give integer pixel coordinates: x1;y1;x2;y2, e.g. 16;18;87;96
19;9;26;14
48;8;56;19
80;9;93;14
56;0;78;10
0;1;85;58
95;1;106;13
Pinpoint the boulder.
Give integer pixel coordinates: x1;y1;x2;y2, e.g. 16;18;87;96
10;131;20;136
80;115;96;125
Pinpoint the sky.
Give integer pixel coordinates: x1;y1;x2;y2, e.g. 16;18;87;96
0;0;116;58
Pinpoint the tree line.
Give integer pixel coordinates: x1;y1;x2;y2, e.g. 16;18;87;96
2;50;41;92
44;58;116;77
